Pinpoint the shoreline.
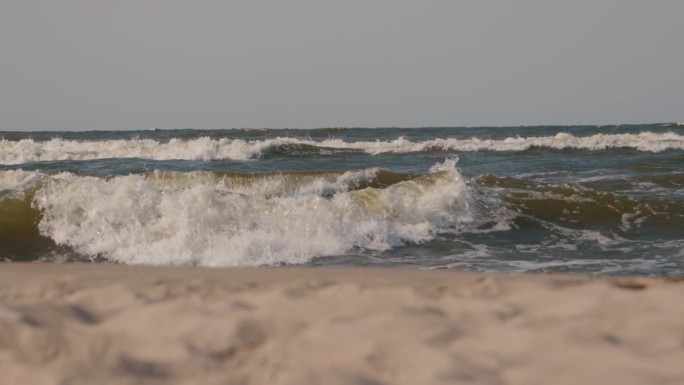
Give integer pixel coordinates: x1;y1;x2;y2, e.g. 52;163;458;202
1;264;683;384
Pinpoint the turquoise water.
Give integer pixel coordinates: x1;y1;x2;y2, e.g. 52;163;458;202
1;124;683;275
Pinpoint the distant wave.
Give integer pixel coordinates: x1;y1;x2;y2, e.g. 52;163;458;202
2;132;684;164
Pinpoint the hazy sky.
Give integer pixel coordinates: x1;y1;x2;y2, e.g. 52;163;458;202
1;1;683;130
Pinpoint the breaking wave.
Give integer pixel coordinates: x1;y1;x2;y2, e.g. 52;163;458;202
2;161;682;269
2;131;684;164
0;160;473;265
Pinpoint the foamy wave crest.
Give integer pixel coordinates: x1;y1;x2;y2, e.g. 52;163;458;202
323;131;684;154
0;169;43;198
0;137;305;164
32;160;471;266
2;132;683;164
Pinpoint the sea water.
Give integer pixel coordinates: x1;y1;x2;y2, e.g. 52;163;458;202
1;124;683;275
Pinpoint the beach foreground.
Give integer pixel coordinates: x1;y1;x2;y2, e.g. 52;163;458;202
0;265;683;385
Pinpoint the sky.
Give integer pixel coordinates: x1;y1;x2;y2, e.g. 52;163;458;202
1;0;683;130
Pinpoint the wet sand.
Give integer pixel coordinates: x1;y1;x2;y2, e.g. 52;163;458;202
0;264;683;385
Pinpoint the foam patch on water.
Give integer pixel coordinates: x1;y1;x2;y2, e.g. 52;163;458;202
2;131;684;164
32;160;472;266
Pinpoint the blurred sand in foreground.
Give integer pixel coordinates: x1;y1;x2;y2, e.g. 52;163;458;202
0;264;683;385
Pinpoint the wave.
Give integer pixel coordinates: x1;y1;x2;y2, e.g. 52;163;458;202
473;174;684;233
2;131;684;164
3;164;682;266
0;160;472;265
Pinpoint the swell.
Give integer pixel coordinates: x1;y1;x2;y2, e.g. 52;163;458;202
2;131;683;164
144;169;414;194
474;174;684;235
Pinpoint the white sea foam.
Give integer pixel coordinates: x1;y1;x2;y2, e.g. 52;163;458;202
336;131;684;154
2;131;683;164
31;160;472;266
0;169;43;199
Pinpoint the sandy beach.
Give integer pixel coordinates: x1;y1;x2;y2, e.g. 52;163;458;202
0;265;681;385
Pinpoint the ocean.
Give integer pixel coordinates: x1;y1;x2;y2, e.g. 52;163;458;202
1;124;683;275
